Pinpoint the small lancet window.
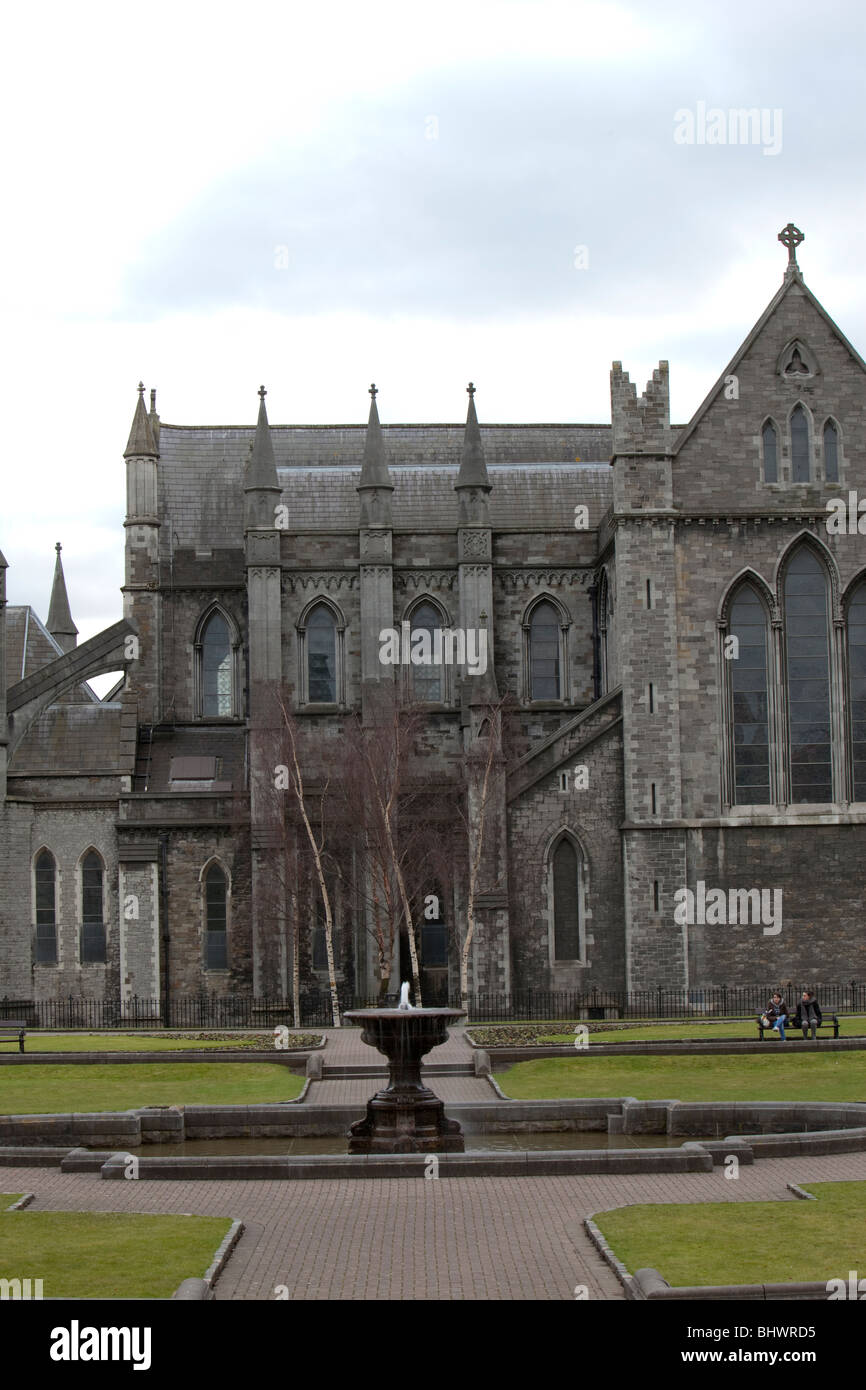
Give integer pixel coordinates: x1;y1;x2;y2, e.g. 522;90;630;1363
790;405;810;483
762;422;778;483
824;420;839;483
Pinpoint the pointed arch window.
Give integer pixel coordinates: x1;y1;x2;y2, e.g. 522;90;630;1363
762;421;778;483
299;602;343;705
824;419;839;483
81;851;106;964
550;834;583;961
34;850;58;965
784;548;832;802
528;599;563;700
408;600;446;703
196;608;240;719
847;582;866;801
204;862;228;970
728;586;771;805
790;405;811;483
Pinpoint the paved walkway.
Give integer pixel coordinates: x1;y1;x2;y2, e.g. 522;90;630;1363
4;1153;865;1300
6;1024;866;1299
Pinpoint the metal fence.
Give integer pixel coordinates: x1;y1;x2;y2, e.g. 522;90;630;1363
2;982;865;1029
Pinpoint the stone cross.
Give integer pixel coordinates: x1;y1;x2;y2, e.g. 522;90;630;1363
258;385;267;401
467;381;476;398
778;223;804;269
369;383;377;399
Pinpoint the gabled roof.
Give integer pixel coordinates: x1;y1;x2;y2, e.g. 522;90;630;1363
673;269;866;457
5;606;98;702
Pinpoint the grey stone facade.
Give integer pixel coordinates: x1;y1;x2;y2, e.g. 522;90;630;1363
2;236;865;1006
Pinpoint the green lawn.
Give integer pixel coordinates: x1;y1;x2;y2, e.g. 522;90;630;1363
540;1016;866;1045
0;1207;233;1297
494;1052;866;1102
0;1062;304;1113
1;1031;320;1053
594;1182;866;1287
2;1196;23;1209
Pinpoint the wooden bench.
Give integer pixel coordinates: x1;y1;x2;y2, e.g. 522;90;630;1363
0;1020;27;1053
757;1013;839;1040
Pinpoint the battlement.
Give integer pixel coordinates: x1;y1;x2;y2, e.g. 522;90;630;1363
610;360;671;455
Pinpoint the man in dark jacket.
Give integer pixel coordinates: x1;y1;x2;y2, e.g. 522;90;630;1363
792;990;822;1040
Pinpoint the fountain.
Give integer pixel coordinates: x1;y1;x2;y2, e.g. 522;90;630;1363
344;985;466;1154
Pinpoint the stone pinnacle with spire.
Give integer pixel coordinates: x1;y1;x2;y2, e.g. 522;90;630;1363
245;386;280;491
357;384;393;528
455;382;491;492
124;382;158;458
46;542;78;653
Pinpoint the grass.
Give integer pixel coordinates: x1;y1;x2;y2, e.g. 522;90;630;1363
494;1051;866;1102
594;1182;866;1287
0;1207;233;1297
2;1196;23;1208
0;1031;320;1053
0;1062;305;1113
541;1016;866;1044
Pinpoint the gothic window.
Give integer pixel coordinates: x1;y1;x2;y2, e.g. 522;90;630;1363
790;405;811;483
784;548;832;803
420;887;447;967
34;850;57;965
597;571;610;694
80;850;106;964
203;862;228;970
528;599;562;700
762;421;778;483
847;582;866;801
300;602;342;705
196;608;239;719
824;419;840;483
408;600;445;703
728;586;771;805
550;834;582;961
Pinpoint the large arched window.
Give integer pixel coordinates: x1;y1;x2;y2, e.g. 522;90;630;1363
303;603;339;704
784;548;832;802
203;862;228;970
34;850;58;965
408;600;445;703
728;586;771;805
597;571;610;694
196;608;239;719
790;405;811;483
528;599;562;700
847;582;866;802
823;419;840;483
762;420;778;483
81;850;106;964
550;834;582;962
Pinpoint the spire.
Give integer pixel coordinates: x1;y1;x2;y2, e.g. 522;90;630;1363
358;384;393;491
124;382;158;458
46;543;78;652
244;385;280;492
455;382;491;491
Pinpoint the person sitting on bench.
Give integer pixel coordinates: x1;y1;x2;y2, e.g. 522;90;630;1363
762;991;789;1040
792;989;822;1040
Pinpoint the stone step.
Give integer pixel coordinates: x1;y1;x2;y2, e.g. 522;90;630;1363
322;1062;474;1079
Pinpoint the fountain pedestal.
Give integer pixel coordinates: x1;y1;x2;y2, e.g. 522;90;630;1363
343;1007;466;1154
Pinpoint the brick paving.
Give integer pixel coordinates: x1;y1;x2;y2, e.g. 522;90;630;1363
3;1152;865;1300
306;1076;493;1105
319;1023;474;1067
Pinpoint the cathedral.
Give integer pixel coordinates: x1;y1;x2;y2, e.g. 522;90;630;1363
2;225;865;1015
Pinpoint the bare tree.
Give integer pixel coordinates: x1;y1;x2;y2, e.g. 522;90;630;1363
274;692;341;1028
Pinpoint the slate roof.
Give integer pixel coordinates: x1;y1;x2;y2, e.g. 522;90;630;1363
158;422;615;549
5;607;98;703
9;703;123;772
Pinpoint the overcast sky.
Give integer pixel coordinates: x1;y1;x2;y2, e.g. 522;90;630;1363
2;0;865;689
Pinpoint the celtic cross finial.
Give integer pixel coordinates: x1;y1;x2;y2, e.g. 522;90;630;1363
778;223;804;269
258;385;267;402
467;381;476;398
369;383;377;399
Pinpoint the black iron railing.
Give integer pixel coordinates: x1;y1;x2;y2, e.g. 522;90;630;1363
3;982;865;1030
